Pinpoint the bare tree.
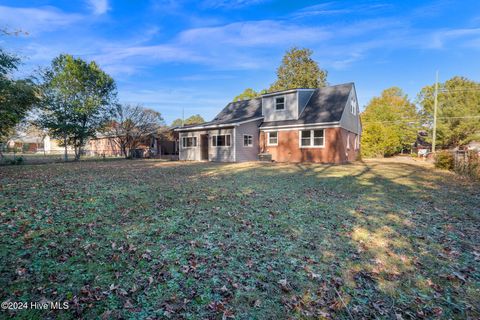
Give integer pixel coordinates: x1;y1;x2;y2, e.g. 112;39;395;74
107;104;164;158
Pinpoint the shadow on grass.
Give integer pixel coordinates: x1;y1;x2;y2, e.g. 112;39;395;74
0;159;478;319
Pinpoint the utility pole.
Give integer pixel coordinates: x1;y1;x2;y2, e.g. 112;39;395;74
182;106;185;127
432;71;439;153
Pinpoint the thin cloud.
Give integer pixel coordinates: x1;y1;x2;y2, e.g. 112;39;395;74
429;28;480;49
178;20;330;46
91;20;330;74
202;0;271;9
86;0;110;15
0;5;83;35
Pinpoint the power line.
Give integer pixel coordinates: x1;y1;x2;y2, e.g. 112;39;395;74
439;88;480;93
362;115;480;124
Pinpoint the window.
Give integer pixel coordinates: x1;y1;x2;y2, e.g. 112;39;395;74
243;135;253;147
275;97;285;110
212;135;231;147
346;133;350;150
300;130;311;147
354;135;359;150
267;131;278;146
351;98;356;115
299;129;324;147
182;136;197;148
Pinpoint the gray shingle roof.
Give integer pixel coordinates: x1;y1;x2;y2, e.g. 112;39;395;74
260;83;353;127
176;83;353;130
177;97;262;130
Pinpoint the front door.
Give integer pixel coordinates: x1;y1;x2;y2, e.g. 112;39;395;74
200;134;208;160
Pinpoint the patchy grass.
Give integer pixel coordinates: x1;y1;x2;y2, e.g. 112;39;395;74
0;158;479;319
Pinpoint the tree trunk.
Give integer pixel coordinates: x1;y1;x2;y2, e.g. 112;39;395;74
64;134;68;162
75;146;81;161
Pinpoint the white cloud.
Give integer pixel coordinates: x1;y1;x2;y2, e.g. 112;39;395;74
202;0;270;9
118;87;228;122
90;20;331;75
0;5;82;34
86;0;110;15
429;28;480;49
179;20;330;46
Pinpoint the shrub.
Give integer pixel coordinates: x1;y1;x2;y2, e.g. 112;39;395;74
13;156;24;165
434;151;454;170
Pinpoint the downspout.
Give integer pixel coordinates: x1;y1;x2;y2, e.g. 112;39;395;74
233;127;236;162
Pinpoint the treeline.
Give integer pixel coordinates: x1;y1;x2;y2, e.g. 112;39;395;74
362;77;480;157
1;44;206;161
0;49;168;160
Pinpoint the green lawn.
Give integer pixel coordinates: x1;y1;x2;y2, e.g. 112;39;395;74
0;159;479;319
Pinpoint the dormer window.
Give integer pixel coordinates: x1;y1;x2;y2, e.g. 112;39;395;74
275;97;285;110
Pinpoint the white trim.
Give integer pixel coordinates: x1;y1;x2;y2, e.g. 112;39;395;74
260;121;340;130
236;117;264;125
181;136;198;149
243;134;253;147
354;134;360;150
211;134;232;148
233;127;236;162
176;123;235;131
298;129;325;148
274;95;286;111
261;88;314;97
266;131;278;146
174;117;263;131
262;124;340;132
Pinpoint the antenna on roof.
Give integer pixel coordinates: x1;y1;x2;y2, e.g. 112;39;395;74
182;106;184;127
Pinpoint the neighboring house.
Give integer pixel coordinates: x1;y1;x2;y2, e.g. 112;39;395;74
5;134;74;154
6;135;45;152
175;83;361;163
466;141;480;152
87;130;179;158
413;131;431;156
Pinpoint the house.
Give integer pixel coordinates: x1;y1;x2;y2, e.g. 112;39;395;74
87;129;179;159
413;131;432;156
175;83;361;163
5;134;74;154
6;135;45;153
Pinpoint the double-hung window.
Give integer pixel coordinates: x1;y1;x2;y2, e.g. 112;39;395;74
243;135;253;147
275;97;285;110
182;136;197;148
299;129;324;147
351;98;356;115
267;132;278;146
212;135;231;147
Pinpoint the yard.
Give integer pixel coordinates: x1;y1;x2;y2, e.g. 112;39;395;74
0;158;479;319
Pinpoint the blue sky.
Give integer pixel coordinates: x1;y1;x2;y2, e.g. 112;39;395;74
1;0;480;124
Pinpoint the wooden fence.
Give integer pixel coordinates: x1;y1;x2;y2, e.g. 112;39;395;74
454;150;480;180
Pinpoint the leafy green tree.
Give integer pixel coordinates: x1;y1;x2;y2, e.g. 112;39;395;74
0;49;38;147
171;118;183;127
418;76;480;148
269;47;327;92
361;87;419;157
185;114;205;125
39;54;117;160
171;114;205;127
233;88;260;101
